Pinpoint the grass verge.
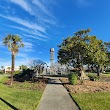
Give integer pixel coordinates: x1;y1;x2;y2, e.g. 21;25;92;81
102;74;110;76
0;74;43;110
71;92;110;110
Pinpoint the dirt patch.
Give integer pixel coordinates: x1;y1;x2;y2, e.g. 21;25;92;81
4;78;49;91
60;78;110;93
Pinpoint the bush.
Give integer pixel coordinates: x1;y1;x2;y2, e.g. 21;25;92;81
105;69;110;72
14;71;21;75
85;70;91;72
88;74;99;81
68;73;77;85
104;72;110;74
0;71;4;74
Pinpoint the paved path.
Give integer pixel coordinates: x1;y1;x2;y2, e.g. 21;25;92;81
37;77;79;110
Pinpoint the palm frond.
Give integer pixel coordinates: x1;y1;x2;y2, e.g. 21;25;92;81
3;34;24;55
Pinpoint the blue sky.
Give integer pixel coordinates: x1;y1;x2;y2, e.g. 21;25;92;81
0;0;110;67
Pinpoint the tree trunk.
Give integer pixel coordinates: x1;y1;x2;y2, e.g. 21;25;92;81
91;65;94;73
80;68;86;77
10;54;15;86
79;66;88;80
96;65;101;76
87;64;90;71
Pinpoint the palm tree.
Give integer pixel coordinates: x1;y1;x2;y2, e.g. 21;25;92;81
1;66;4;71
3;34;24;85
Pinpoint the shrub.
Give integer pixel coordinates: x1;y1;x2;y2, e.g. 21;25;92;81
68;73;77;85
85;70;91;72
105;69;110;72
88;74;99;81
0;71;4;74
14;71;21;75
104;72;110;74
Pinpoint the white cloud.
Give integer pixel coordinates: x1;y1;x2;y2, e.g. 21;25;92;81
0;60;11;67
3;24;31;33
0;14;46;33
24;42;33;48
23;34;47;42
32;31;49;38
15;59;28;66
22;42;34;52
2;24;49;41
9;0;56;25
10;0;33;15
10;0;54;18
17;53;27;58
32;0;53;18
42;18;56;25
0;58;28;67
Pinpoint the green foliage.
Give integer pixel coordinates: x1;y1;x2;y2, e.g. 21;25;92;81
87;74;100;81
104;72;110;74
3;34;24;55
0;71;4;74
58;29;109;77
3;34;24;85
105;69;110;72
68;73;77;85
102;74;110;76
14;71;21;75
19;65;27;70
58;29;108;67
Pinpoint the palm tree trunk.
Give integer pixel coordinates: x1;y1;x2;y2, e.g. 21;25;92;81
10;54;15;86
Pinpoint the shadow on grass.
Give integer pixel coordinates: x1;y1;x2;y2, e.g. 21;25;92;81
0;98;18;110
69;94;81;110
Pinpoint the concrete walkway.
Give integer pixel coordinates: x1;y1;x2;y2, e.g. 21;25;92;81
37;77;79;110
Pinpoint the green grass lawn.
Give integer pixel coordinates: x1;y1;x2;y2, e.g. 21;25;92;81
71;92;110;110
102;73;110;76
0;74;43;110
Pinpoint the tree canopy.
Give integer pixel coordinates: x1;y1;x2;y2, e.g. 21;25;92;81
58;29;109;76
3;34;24;55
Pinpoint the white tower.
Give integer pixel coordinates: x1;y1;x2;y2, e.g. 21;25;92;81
50;48;54;74
50;48;54;67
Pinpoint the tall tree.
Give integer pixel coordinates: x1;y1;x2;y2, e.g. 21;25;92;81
58;29;108;77
104;42;110;68
86;36;108;76
3;34;24;85
29;59;46;76
1;66;4;71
